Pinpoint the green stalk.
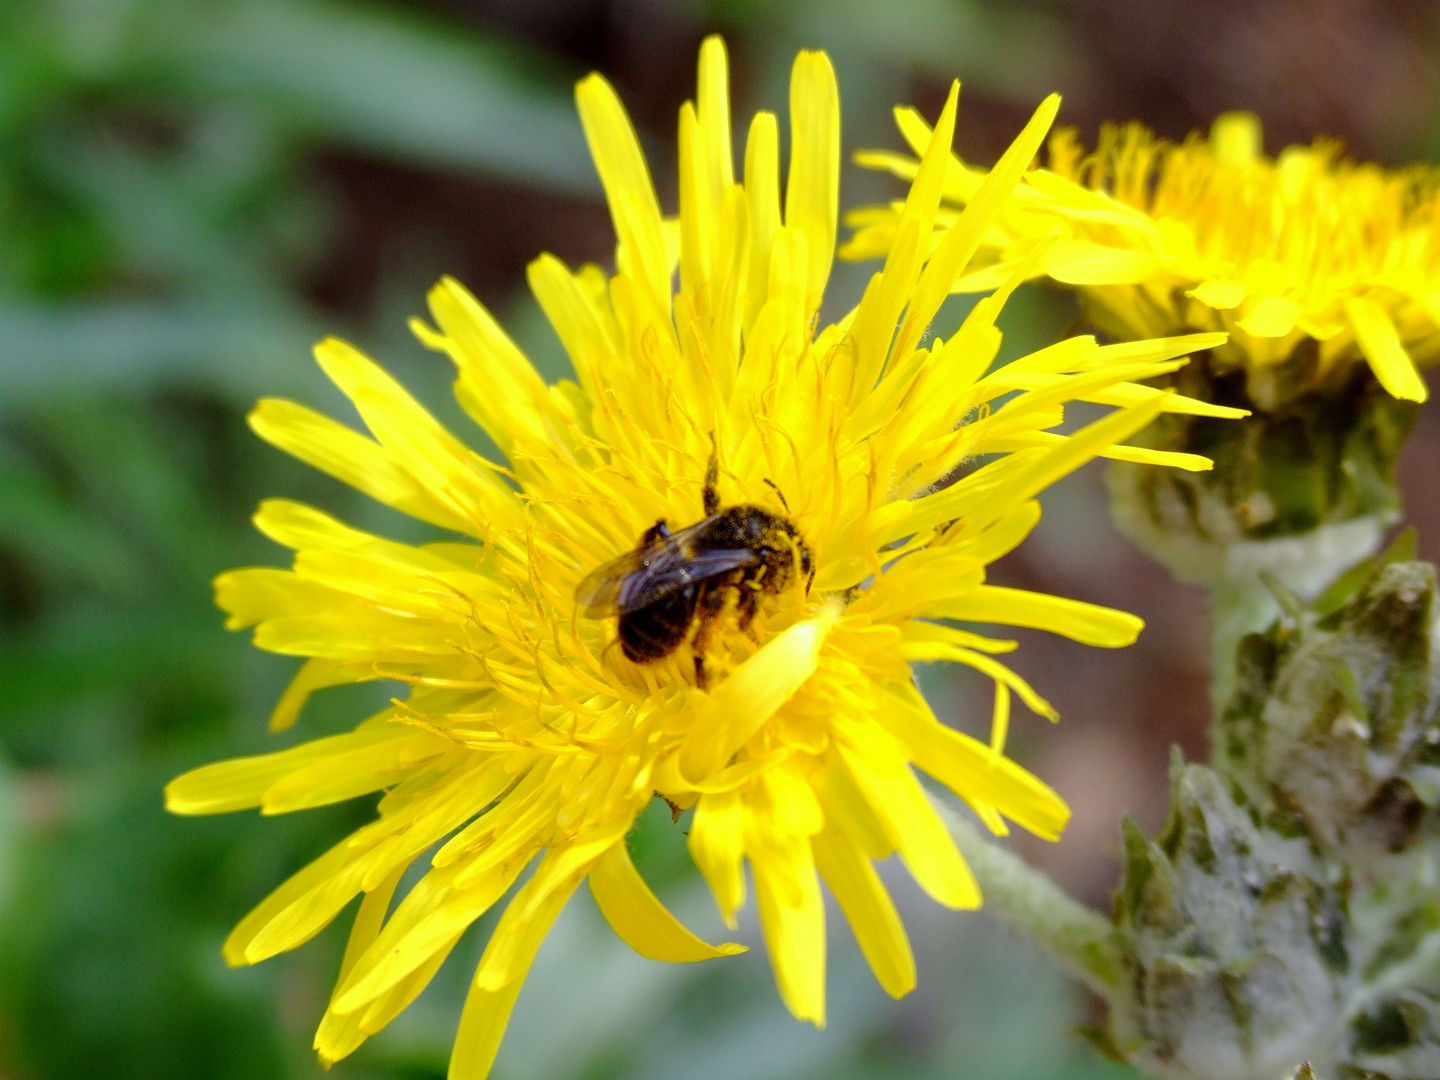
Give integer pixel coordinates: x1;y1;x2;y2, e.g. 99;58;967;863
943;808;1124;1002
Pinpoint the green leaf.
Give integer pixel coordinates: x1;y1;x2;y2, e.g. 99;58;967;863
0;754;16;921
0;301;324;408
136;0;600;195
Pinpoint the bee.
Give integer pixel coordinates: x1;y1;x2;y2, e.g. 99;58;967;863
575;451;815;688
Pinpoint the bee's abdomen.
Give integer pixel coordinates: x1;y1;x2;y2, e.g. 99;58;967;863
617;588;697;661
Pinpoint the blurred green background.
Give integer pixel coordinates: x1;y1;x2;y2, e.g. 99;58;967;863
4;1;1440;1077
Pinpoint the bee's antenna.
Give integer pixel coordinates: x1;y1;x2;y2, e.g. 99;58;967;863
703;433;720;516
762;477;792;514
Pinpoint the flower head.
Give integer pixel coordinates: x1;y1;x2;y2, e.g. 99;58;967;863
167;38;1230;1078
849;111;1440;408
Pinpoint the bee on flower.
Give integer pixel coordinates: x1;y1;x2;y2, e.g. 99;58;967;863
166;37;1234;1079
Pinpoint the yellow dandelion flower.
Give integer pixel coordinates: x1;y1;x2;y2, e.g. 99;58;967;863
166;38;1231;1079
849;110;1440;408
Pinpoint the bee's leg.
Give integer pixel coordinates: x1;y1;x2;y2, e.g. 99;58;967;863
703;439;720;516
735;584;762;643
690;585;729;689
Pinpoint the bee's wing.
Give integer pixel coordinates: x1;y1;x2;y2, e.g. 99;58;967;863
615;545;761;612
573;525;700;615
574;522;761;616
574;546;651;615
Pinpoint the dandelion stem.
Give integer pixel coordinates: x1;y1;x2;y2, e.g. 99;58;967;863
944;808;1124;1001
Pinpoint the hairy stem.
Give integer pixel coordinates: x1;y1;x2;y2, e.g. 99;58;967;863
944;808;1125;1002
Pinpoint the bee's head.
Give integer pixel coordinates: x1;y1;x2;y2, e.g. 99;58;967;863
748;509;814;596
767;527;813;594
770;492;812;591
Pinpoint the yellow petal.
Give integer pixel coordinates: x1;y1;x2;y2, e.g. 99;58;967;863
678;608;839;783
1236;295;1300;337
527;254;620;402
688;789;747;927
892;105;984;204
904;94;1061;357
743;110;782;334
339;863;407;986
313;862;409;1064
851;148;921;183
224;839;369;965
260;730;447;814
947;500;1043;566
880;684;1069;841
1210;111;1263;163
816;754;893;861
900;636;1057;722
812;830;915;998
227;755;508;967
784;49;840;316
900;621;1016;655
696;37;735;192
991;430;1215;472
252;498;482;572
865;80;962;377
247;399;470;533
881;391;1172;558
212;568;345;632
332;862;515;1015
1041;239;1164;285
449;867;579;1080
1345;295;1429;401
318;947;452;1065
750;828;827;1026
165;726;422;815
353;948;451;1050
991;374;1246;419
411;277;558;451
933;584;1143;647
472;857;582;994
588;841;745;961
1188;278;1248;310
961;391;1172;532
313;338;518;532
269;657;357;732
990;682;1012;756
253;607;457;661
762;764;826;838
575;72;670;315
835;731;979;910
